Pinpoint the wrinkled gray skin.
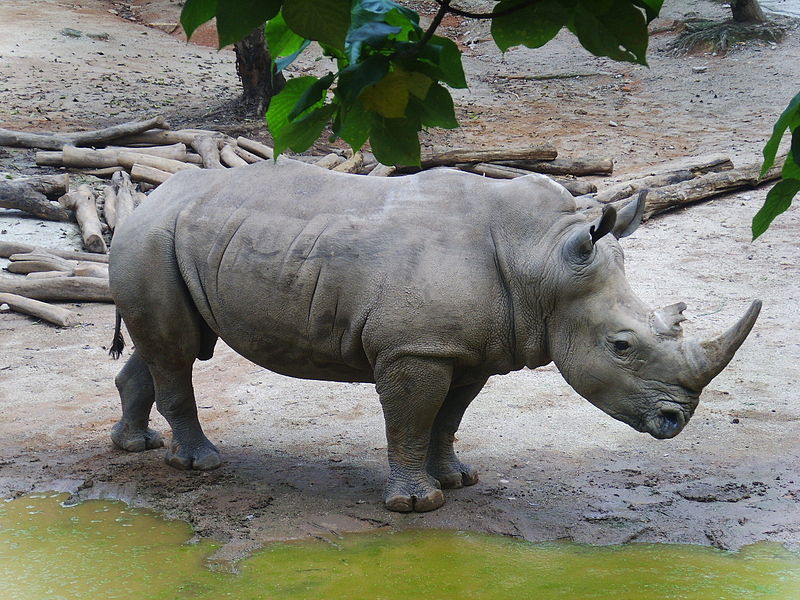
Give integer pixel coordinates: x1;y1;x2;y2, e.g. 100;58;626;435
109;159;761;513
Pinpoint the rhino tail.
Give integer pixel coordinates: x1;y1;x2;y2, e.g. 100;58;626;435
109;310;125;359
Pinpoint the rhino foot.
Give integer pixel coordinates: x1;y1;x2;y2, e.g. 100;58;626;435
384;473;445;512
427;457;479;489
111;421;164;452
165;438;221;471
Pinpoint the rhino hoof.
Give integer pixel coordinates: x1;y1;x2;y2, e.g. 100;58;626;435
436;469;480;489
385;489;445;513
111;422;164;452
165;441;221;471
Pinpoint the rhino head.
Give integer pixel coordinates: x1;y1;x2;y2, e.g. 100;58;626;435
545;193;761;439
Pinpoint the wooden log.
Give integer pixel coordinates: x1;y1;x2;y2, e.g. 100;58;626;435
74;166;125;177
191;136;225;169
6;251;77;274
236;136;274;160
230;145;263;164
116;151;199;173
35;151;64;166
73;262;109;278
499;156;614;176
0;241;109;263
112;171;136;227
58;185;108;254
0;276;112;302
0;292;78;327
332;151;364;173
420;144;557;169
112;128;225;146
0;116;168;150
0;179;74;221
314;153;344;169
105;143;190;159
58;143;191;169
26;271;72;280
220;144;249;168
553;177;597;196
459;163;595;196
615;159;784;220
368;164;396;177
130;163;171;185
184;153;204;165
5;174;70;198
103;186;117;230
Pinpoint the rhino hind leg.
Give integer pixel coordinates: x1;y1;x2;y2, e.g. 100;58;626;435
376;356;452;512
425;379;486;489
111;350;164;452
112;240;220;471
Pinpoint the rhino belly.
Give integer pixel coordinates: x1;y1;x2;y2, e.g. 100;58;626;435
177;211;375;383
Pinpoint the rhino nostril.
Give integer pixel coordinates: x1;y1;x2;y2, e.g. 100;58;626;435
658;406;684;434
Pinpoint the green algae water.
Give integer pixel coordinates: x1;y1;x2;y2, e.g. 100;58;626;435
2;494;799;600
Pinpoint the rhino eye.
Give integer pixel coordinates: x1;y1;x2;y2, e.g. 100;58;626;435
613;340;631;352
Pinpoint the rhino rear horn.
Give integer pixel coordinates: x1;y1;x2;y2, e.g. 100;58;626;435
612;190;646;239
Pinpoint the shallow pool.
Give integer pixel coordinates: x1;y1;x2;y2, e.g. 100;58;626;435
2;493;799;600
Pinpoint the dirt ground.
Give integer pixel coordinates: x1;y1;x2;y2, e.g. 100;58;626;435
1;0;799;562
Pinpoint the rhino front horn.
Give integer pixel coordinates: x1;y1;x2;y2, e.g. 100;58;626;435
686;300;762;389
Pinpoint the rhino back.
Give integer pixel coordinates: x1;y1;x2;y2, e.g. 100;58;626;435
146;160;576;380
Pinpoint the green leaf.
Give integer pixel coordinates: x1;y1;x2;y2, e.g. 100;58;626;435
334;100;372;150
267;76;323;154
274;40;311;71
266;11;307;57
781;131;800;180
792;127;800;169
337;55;390;104
570;0;649;65
408;83;458;129
428;36;467;89
289;72;336;121
180;0;217;41
282;104;337;154
369;114;420;166
752;178;800;240
492;0;576;52
216;0;281;48
283;0;352;50
630;0;663;22
762;91;800;177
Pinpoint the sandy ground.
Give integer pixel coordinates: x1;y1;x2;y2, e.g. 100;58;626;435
1;0;799;561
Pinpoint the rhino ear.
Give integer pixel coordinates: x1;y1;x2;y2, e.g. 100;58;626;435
651;302;688;337
589;205;617;244
611;190;646;239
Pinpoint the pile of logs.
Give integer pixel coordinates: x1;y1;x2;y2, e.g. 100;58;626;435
0;115;784;327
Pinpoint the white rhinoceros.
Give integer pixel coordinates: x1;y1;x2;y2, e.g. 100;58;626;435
108;159;760;512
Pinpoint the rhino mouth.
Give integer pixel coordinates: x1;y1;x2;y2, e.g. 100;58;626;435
646;400;689;439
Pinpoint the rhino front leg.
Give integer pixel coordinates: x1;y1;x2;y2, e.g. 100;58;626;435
426;379;486;489
375;356;453;513
111;350;164;452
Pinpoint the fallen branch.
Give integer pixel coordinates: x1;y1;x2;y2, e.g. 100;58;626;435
116;151;199;173
58;185;108;253
0;276;112;302
314;153;344;169
0;292;78;327
230;145;263;164
42;143;192;168
236;136;274;160
220;144;249;168
368;164;396;177
131;163;171;185
73;262;109;278
190;136;225;169
459;163;596;196
26;271;72;280
103;185;118;230
0;116;168;150
0;242;109;263
614;158;784;220
112;128;226;146
499;156;613;176
421;144;557;169
332;151;364;173
6;251;77;274
0;176;74;221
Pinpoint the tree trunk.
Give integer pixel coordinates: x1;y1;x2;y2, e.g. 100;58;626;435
234;27;286;115
731;0;767;23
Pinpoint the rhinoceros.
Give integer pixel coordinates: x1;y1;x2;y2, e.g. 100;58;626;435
108;159;760;512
